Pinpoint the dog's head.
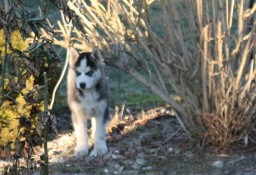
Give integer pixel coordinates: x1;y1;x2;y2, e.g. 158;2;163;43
69;47;103;90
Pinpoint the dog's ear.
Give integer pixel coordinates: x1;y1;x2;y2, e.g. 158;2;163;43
91;47;104;63
69;47;79;66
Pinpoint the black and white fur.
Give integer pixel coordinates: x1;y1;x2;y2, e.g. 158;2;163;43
67;47;109;157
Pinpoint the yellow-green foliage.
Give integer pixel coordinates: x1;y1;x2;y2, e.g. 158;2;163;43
0;76;35;146
0;29;29;57
0;98;28;146
0;30;32;146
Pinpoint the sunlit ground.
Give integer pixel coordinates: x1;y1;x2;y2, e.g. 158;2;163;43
2;105;256;175
1;105;179;174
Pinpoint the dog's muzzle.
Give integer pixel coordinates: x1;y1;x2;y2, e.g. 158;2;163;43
79;82;86;89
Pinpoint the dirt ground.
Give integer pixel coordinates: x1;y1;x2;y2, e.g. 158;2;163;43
1;106;256;175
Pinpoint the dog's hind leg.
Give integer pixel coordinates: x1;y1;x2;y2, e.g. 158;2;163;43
90;116;108;157
72;112;89;156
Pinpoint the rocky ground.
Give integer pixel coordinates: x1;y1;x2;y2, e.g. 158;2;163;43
1;106;256;175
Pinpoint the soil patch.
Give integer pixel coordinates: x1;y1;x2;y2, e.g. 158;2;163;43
1;106;256;175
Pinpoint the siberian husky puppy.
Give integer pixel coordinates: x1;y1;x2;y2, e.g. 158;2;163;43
67;47;109;157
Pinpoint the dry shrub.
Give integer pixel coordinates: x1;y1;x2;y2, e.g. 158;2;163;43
195;0;256;148
41;0;255;149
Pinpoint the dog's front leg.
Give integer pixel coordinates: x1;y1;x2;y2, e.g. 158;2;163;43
90;116;108;157
72;112;89;156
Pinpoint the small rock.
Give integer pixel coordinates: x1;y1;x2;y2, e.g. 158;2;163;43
212;160;224;168
111;154;117;159
113;163;121;169
111;154;124;159
168;147;174;152
142;166;152;171
136;158;146;165
114;150;120;154
185;151;194;158
113;171;119;175
118;166;124;172
104;169;109;173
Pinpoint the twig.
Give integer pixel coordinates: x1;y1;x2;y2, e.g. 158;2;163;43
225;156;253;165
161;127;182;145
0;34;8;107
201;25;209;112
42;72;49;175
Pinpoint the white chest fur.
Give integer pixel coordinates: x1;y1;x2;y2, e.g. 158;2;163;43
71;89;107;118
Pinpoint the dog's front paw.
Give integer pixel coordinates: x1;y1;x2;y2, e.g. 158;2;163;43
74;146;88;156
90;142;108;157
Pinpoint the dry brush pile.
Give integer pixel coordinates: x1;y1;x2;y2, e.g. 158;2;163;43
40;0;256;149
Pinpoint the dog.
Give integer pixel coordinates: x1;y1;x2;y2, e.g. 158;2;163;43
67;47;109;157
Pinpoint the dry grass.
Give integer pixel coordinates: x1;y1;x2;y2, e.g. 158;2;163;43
195;0;256;148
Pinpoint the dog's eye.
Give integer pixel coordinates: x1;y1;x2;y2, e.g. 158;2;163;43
86;70;94;76
75;71;81;76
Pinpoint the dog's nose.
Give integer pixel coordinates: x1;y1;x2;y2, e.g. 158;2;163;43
80;82;86;89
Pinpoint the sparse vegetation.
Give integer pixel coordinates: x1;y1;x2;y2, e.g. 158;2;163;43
41;0;256;149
